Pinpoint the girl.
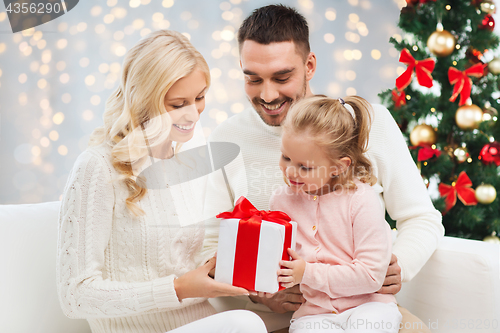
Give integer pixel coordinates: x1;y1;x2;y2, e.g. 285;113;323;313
56;30;266;333
270;96;402;332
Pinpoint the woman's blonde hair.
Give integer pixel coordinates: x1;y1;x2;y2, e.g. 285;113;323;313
88;30;210;216
282;95;376;190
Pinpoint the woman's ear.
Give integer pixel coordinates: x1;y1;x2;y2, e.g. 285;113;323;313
331;157;352;176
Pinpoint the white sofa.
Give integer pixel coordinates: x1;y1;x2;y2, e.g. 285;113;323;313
1;201;499;333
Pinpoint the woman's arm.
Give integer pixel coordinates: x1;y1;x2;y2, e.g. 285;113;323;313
299;188;392;299
56;150;248;319
57;151;183;319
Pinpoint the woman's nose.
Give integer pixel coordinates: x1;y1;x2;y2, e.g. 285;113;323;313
183;104;200;122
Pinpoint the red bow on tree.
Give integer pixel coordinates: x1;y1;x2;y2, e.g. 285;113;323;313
448;63;485;106
438;171;478;213
396;48;435;91
410;145;441;161
392;89;406;108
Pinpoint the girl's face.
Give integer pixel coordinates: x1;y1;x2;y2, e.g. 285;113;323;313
164;67;207;143
279;130;349;195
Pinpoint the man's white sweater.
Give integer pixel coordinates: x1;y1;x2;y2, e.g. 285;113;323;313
207;104;444;282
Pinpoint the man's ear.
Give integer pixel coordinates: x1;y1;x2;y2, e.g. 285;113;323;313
331;157;351;176
305;52;317;81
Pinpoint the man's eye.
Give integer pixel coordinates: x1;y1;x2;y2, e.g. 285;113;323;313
247;77;262;84
275;77;290;83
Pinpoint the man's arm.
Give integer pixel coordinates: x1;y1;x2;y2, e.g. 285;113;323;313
371;104;444;283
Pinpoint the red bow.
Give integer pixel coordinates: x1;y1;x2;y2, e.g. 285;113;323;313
217;196;291;224
410;145;441;161
438;171;478;213
448;63;485;106
392;89;407;108
396;48;435;91
217;197;293;292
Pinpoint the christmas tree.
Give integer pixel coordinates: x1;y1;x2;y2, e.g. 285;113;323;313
379;0;500;241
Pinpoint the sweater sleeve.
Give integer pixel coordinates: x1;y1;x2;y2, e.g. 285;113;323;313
300;187;391;298
370;104;444;282
56;150;182;319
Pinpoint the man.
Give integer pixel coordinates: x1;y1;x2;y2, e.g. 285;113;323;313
205;4;444;332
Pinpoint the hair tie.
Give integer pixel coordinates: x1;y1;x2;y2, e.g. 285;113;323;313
338;98;356;121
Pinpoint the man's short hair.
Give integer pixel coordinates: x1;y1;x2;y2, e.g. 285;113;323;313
237;4;310;61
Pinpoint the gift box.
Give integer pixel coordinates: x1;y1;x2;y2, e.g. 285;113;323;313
214;196;297;293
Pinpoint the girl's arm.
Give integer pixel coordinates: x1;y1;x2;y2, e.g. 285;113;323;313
298;188;392;298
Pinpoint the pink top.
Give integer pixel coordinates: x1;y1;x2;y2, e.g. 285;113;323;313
270;181;396;318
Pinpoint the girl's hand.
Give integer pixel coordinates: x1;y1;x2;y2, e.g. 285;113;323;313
174;256;250;300
277;248;306;289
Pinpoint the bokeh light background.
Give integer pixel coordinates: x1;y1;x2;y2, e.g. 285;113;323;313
0;0;451;204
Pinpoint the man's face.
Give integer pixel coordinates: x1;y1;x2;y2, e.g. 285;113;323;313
240;40;315;126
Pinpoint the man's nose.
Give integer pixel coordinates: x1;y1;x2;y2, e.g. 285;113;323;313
260;81;280;103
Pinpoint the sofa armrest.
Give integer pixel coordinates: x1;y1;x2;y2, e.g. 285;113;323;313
396;235;500;333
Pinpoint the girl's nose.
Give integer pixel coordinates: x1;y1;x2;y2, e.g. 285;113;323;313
286;165;298;179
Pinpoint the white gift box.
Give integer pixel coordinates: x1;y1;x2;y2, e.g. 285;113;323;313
215;217;297;293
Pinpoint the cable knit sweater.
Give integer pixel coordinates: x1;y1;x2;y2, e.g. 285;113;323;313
56;142;216;333
206;104;444;283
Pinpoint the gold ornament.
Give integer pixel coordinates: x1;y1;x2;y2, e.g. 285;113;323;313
453;147;469;163
475;184;497;204
483;231;500;244
410;124;437;146
427;26;456;57
455;104;483;130
480;0;496;14
488;58;500;75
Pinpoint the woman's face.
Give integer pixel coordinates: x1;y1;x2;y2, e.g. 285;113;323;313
164;67;207;143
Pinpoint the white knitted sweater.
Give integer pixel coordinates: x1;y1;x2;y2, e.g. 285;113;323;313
56;142;216;333
206;105;444;283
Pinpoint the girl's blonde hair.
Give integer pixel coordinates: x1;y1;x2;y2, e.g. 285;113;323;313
282;95;376;190
88;30;210;216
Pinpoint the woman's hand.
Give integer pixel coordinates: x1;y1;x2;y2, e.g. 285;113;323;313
277;248;306;289
174;256;250;301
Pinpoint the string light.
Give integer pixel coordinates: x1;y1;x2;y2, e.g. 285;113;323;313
0;1;406;203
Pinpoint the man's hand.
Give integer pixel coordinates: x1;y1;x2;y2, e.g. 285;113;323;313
249;285;305;313
377;253;402;295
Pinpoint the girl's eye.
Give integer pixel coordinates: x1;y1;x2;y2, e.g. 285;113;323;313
196;95;205;101
281;154;290;161
300;165;312;171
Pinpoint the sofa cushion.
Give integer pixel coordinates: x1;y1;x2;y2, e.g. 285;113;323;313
0;201;91;333
396;236;500;333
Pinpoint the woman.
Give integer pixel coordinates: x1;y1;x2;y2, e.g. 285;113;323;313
56;30;266;333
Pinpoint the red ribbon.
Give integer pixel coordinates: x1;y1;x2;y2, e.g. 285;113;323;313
438;171;478;213
396;48;435;91
410;145;441;161
448;63;485;106
217;196;293;291
392;89;406;108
